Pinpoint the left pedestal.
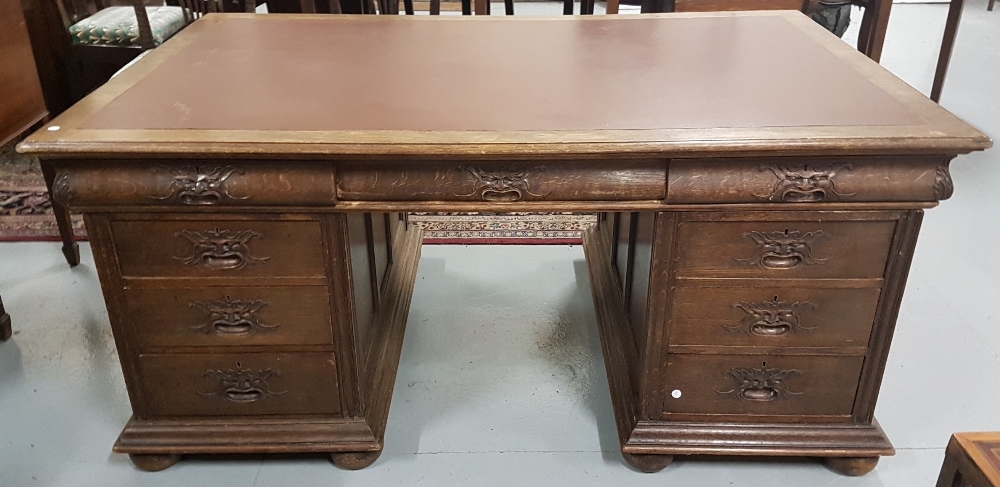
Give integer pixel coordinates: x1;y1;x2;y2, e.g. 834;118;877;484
76;205;420;471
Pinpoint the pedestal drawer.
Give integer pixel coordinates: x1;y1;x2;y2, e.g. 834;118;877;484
139;353;341;417
125;286;334;349
661;354;864;417
669;286;880;350
112;219;327;278
674;219;896;279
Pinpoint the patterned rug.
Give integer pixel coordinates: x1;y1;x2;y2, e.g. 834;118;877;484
0;144;594;244
409;212;597;245
0;142;87;242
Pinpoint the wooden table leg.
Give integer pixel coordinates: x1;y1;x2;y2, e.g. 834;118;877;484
0;294;11;342
299;0;316;12
606;0;619;14
931;0;966;102
474;0;487;15
40;160;79;267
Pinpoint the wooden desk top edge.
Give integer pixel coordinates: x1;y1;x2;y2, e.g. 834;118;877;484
19;11;992;159
952;433;1000;486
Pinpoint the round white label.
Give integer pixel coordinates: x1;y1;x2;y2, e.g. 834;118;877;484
671;389;682;399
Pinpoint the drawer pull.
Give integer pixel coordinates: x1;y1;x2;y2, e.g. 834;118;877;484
729;298;817;336
151;166;249;205
190;297;276;336
718;367;801;401
455;165;549;202
175;229;269;270
760;163;853;202
737;229;826;270
202;365;286;403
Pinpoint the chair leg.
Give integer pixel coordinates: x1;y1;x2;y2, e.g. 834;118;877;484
430;0;440;14
0;295;11;342
582;0;594;14
485;0;490;14
931;0;966;102
40;160;79;267
504;0;512;14
403;0;413;14
606;0;619;14
989;0;995;11
462;0;470;14
563;0;572;14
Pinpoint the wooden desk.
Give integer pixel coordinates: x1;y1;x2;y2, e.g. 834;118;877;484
18;12;991;475
937;433;1000;487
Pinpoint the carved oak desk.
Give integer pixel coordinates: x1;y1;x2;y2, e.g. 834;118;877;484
18;12;991;475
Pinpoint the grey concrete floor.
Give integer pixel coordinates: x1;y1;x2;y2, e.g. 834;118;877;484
2;3;999;486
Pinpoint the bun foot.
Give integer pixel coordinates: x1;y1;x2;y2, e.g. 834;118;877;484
330;450;382;470
128;453;182;471
623;453;674;473
825;456;880;476
63;242;80;267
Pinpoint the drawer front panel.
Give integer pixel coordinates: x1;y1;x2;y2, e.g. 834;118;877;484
139;353;341;417
670;286;880;349
661;354;864;417
667;156;948;203
126;286;334;349
336;160;667;202
113;219;327;278
674;220;896;279
52;160;336;208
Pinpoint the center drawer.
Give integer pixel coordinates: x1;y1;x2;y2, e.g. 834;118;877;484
139;352;341;417
661;354;864;418
336;160;667;202
125;286;335;349
669;285;880;350
112;218;327;279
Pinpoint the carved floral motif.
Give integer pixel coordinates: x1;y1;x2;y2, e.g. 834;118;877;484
718;367;802;401
151;166;248;205
51;173;73;205
934;164;954;200
201;366;286;403
728;297;817;336
189;296;276;335
454;165;549;202
174;229;269;270
736;229;827;269
758;164;854;202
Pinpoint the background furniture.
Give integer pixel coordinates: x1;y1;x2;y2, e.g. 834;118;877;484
640;0;892;62
937;433;1000;487
19;12;990;474
0;294;10;342
930;0;992;102
0;0;48;147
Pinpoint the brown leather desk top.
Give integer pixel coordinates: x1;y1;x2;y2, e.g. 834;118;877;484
20;12;990;158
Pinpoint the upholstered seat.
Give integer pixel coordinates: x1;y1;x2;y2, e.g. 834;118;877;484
68;6;185;47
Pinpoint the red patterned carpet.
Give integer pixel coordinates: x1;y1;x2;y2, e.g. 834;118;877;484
0;143;86;242
409;212;597;245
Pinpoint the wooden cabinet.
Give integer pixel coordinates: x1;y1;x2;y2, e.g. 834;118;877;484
0;0;47;145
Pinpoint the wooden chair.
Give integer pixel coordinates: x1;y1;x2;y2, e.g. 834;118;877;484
0;294;11;342
640;0;891;62
398;0;617;16
931;0;993;102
